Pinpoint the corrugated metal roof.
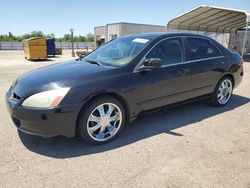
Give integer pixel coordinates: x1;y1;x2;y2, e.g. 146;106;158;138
167;5;250;33
95;22;165;29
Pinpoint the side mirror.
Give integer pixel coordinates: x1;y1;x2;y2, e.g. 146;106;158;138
138;58;162;71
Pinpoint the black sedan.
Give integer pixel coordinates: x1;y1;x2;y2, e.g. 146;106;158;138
6;33;243;144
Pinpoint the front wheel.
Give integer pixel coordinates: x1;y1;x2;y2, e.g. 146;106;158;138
78;96;125;144
210;76;233;106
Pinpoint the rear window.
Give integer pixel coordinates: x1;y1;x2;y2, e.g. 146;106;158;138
186;38;221;61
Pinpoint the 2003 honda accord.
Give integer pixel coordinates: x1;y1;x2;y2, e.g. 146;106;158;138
6;33;243;144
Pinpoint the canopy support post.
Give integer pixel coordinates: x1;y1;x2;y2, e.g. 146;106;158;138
222;32;225;46
241;22;248;57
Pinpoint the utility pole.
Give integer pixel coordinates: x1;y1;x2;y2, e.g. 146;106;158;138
70;28;75;57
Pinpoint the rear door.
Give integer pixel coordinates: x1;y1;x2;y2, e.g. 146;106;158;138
184;37;225;97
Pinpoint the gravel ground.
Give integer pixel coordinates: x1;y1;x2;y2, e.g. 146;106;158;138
0;50;250;188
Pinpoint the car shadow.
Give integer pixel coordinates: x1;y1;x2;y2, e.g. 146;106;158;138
26;59;54;62
18;94;250;158
47;55;61;58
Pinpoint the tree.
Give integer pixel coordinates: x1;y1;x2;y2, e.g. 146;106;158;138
8;32;13;38
46;33;55;38
0;31;94;42
30;31;44;37
86;33;94;42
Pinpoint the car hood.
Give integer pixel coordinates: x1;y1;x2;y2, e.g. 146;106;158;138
12;60;115;97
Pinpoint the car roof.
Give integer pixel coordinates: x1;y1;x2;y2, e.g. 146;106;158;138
120;32;212;40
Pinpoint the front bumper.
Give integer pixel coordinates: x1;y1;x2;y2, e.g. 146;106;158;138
5;91;81;138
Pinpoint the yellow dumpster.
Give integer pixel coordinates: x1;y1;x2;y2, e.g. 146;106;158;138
23;37;47;60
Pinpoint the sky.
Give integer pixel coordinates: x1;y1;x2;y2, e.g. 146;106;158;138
0;0;250;37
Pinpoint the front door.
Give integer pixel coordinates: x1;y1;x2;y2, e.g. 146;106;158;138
132;37;191;113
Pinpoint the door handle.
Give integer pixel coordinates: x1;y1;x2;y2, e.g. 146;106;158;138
216;61;225;66
178;68;189;75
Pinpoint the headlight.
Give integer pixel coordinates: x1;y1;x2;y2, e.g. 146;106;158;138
22;88;70;108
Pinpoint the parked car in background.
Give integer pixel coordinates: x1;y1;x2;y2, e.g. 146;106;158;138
6;33;243;144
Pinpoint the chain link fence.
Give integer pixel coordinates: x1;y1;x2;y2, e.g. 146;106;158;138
0;42;94;50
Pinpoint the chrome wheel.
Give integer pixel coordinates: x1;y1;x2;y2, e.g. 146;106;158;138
87;103;122;142
217;79;233;105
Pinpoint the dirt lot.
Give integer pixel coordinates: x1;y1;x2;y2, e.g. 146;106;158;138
0;50;250;188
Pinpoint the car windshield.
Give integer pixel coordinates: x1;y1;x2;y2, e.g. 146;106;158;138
82;37;151;67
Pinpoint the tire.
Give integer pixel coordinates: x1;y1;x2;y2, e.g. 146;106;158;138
77;96;126;144
210;76;233;106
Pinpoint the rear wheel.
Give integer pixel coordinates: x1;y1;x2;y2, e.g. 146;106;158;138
78;96;125;144
211;76;233;106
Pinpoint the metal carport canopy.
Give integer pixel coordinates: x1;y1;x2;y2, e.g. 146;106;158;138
167;5;250;34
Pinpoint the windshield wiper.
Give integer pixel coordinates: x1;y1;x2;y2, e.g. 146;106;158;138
85;60;102;66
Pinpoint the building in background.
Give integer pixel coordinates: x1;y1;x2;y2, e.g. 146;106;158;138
94;22;165;47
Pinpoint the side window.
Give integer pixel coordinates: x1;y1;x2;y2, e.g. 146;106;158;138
186;38;221;61
146;38;183;66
